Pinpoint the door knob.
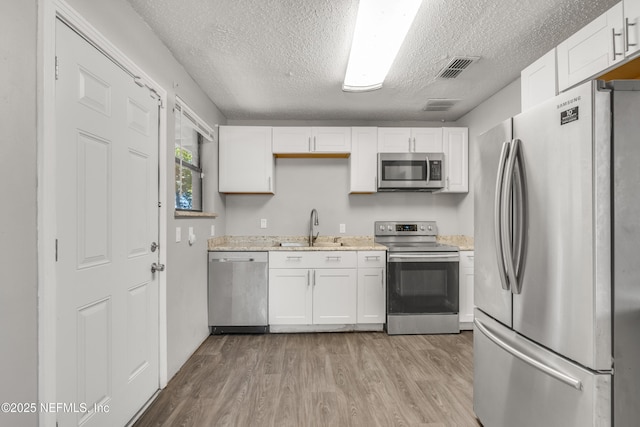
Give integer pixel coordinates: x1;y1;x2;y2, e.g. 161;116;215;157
151;262;165;273
150;242;159;252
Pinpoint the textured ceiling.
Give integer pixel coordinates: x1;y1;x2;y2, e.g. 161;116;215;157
127;0;619;121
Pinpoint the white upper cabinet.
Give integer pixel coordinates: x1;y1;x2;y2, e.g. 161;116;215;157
271;127;310;153
377;127;411;152
377;127;443;153
441;127;469;193
219;126;274;194
557;2;624;92
272;127;351;154
624;0;640;57
349;127;378;193
412;128;444;152
521;49;558;111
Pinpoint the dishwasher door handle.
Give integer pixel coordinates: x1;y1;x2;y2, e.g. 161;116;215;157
211;258;256;263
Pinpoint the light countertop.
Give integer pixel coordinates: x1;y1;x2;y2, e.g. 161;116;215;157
208;235;474;252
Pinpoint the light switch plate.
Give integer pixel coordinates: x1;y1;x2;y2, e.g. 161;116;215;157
210;225;215;236
176;227;181;242
339;224;346;233
260;218;267;229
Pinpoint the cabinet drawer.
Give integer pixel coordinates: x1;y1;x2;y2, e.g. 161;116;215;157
357;251;386;268
269;251;314;269
460;251;474;269
269;251;357;269
311;251;357;268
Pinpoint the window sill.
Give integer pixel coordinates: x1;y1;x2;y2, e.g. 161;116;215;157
174;211;218;219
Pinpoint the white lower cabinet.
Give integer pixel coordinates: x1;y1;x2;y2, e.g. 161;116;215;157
268;268;313;325
459;250;474;329
313;269;357;324
357;251;386;324
268;251;385;327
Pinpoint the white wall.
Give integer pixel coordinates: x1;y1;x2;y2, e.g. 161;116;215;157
0;2;38;426
60;0;227;378
455;78;522;236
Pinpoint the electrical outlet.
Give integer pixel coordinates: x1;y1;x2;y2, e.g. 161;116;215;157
210;225;215;236
260;218;267;229
339;223;346;234
176;227;181;242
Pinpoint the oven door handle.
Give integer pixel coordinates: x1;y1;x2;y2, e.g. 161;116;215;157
388;253;459;262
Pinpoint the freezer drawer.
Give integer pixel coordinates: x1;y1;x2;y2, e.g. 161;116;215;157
473;309;610;427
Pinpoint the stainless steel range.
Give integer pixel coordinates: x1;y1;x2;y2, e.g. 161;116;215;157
375;221;460;335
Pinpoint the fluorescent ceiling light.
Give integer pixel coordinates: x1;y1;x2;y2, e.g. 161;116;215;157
343;0;422;92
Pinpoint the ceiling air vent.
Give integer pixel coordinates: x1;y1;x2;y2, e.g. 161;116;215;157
423;99;460;112
436;56;479;79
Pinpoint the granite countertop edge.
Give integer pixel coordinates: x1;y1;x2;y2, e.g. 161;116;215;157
208;235;474;252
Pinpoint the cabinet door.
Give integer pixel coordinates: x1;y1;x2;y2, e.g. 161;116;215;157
412;128;443;152
459;251;474;327
219;126;274;193
312;127;351;153
357;268;386;324
272;127;312;153
377;127;411;153
521;49;558;111
313;269;357;324
268;269;312;325
441;127;468;193
557;2;623;92
350;127;378;193
624;0;640;57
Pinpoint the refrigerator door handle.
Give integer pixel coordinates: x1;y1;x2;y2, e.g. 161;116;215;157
494;141;511;290
501;138;520;293
512;143;528;294
474;319;583;391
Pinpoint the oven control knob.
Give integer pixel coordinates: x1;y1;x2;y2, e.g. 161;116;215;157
379;225;385;232
420;225;425;231
387;225;393;232
427;225;433;231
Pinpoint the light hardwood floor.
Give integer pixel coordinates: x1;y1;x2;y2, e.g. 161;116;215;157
134;332;481;427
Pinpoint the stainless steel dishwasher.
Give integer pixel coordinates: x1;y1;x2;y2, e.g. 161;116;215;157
208;251;268;334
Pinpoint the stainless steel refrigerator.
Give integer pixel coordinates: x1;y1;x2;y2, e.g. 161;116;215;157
473;80;640;427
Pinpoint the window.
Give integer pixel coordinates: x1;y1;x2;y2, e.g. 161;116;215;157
174;98;214;212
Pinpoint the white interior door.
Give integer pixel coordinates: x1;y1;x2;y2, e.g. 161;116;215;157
55;20;160;426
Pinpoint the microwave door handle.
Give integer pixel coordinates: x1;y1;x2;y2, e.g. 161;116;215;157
502;138;520;294
495;141;510;291
425;155;431;183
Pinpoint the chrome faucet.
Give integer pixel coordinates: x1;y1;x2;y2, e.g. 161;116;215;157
309;208;319;246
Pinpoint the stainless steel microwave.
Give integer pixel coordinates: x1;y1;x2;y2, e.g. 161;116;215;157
377;153;445;191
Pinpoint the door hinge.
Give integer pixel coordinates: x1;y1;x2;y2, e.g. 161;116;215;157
158;201;162;208
55;56;59;80
55;238;58;262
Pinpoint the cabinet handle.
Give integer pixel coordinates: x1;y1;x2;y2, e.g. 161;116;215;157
308;136;311;151
408;137;412;152
613;28;623;58
381;269;384;287
313;269;316;287
268;176;272;191
325;256;342;261
313;136;317;151
365;255;380;260
626;18;637;52
286;256;303;260
307;270;311;287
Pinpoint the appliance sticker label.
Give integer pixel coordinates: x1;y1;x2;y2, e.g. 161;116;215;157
560;106;579;125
